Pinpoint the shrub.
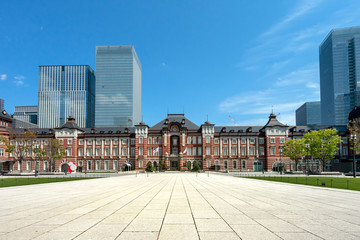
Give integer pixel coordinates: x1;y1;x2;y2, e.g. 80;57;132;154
192;161;200;172
145;161;154;172
186;161;192;170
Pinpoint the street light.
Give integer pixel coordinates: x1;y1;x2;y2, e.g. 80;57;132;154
305;143;310;175
350;134;357;178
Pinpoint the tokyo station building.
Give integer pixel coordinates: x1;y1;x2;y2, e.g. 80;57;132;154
0;112;351;173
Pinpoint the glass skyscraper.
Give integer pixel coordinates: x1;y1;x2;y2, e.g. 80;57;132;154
296;101;321;126
95;45;141;127
38;65;95;128
13;105;38;125
320;27;360;125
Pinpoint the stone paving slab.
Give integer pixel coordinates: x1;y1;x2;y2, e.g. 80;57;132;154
1;173;360;239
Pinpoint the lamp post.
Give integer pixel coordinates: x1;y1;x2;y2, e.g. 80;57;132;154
350;134;357;178
305;143;310;175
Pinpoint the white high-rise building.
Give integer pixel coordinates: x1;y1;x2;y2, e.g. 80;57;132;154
95;45;141;127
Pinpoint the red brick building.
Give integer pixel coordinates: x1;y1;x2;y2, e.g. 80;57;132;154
0;113;351;173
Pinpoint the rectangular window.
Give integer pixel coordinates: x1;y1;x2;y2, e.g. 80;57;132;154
159;147;163;156
224;160;228;169
270;146;276;155
96;160;100;170
104;161;109;170
259;138;264;144
87;160;91;170
44;161;48;171
206;137;210;144
67;147;72;156
250;146;255;155
187;147;191;155
198;136;202;143
198;147;202;155
270;137;275;143
214;138;219;144
104;147;109;156
223;138;228;144
214;147;219;155
114;139;118;145
206;159;210;168
113;147;118;156
131;139;135;145
343;147;348;156
105;139;109;145
241;138;246;144
87;139;92;145
87;148;92;156
96;139;101;145
27;161;31;171
139;159;143;168
187;137;191;144
192;137;196;144
232;138;237;144
260;147;264;156
79;139;84;145
241;147;246;156
206;146;210;155
231;147;237;156
139;138;143;144
78;148;83;156
280;137;285;143
131;148;135;156
148;138;152;144
193;147;196;156
122;147;127;156
96;148;100;156
122;139;127;145
223;147;228;155
250;138;255;144
233;160;237;169
342;137;348;144
139;147;143;156
148;147;152;156
0;148;4;156
159;137;162;144
68;139;72;145
113;160;118;170
153;137;157;144
242;160;246;169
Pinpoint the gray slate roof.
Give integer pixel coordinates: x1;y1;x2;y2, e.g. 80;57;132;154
150;114;199;130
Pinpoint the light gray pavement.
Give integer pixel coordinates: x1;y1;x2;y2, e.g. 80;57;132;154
0;173;360;240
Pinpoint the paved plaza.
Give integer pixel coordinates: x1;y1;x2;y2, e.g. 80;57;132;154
0;173;360;240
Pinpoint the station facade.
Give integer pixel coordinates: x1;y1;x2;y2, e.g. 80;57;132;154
0;113;351;173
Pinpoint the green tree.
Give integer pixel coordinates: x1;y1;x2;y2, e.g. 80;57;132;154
43;139;66;172
1;130;37;172
282;138;306;171
192;161;200;172
304;128;341;172
348;119;360;152
145;161;154;172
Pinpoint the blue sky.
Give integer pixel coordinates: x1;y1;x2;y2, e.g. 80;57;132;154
1;0;360;127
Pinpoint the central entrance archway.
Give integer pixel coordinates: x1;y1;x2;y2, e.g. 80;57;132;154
60;163;69;173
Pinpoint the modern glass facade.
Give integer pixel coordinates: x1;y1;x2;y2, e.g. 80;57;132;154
95;45;141;127
296;101;321;126
320;27;360;125
38;65;95;128
0;99;4;111
13;105;38;124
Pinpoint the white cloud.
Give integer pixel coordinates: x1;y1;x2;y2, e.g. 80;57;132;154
275;63;319;88
0;74;6;80
13;75;25;86
261;0;323;37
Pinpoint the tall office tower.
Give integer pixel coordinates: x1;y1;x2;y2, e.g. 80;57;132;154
320;26;360;125
95;45;141;127
13;105;38;125
0;99;4;111
296;101;321;126
38;65;95;128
